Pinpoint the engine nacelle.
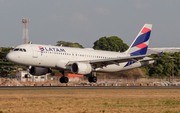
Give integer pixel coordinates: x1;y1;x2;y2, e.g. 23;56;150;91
29;67;51;76
71;62;92;75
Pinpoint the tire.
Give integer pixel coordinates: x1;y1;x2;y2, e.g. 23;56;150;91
64;77;69;83
88;77;92;83
25;74;30;78
92;76;97;83
60;77;64;83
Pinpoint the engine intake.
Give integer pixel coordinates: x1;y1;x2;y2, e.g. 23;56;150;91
29;67;51;76
71;62;92;75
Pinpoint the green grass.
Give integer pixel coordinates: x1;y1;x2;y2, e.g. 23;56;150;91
0;89;180;113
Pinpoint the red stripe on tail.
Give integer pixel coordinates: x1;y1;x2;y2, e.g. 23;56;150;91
141;27;151;33
136;43;148;49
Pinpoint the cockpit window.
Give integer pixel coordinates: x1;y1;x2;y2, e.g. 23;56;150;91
19;48;23;52
13;48;19;51
13;48;27;52
23;49;26;52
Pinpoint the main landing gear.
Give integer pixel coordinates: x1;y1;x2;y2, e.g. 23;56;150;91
88;72;97;83
59;71;69;83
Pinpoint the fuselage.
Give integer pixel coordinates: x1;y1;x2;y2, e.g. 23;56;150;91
6;44;154;73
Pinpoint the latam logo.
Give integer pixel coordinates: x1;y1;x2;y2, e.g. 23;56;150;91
38;46;66;52
38;46;44;51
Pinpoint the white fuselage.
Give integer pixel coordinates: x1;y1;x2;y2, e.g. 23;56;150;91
6;44;154;73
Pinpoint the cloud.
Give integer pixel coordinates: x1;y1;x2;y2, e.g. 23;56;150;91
70;12;88;22
134;0;149;9
94;7;111;16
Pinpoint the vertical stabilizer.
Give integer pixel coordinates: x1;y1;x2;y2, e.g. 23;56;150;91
125;24;152;56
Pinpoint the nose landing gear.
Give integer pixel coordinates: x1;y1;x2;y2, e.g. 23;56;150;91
25;74;30;78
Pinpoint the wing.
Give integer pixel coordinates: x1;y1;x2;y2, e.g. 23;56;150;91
67;54;153;68
140;57;173;62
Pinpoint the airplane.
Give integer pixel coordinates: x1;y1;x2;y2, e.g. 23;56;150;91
6;24;156;83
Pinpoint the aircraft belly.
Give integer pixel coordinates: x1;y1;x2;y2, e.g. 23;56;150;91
38;56;57;68
96;63;126;72
121;62;141;71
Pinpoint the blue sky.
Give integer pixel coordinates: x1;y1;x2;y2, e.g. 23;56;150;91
0;0;179;48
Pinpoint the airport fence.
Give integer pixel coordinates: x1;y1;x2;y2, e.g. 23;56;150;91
0;76;180;86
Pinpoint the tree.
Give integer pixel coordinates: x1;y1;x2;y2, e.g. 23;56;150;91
93;36;129;52
141;52;178;77
56;41;84;48
0;47;27;77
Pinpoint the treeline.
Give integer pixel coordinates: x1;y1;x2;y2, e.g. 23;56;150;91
0;36;179;77
142;52;180;77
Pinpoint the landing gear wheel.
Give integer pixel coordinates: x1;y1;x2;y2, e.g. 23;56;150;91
25;74;30;78
59;71;69;83
88;76;97;83
60;77;64;83
88;77;92;83
92;76;97;83
64;77;69;83
59;77;69;83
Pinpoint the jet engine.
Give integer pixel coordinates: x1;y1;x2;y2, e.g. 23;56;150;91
29;67;51;76
71;62;92;75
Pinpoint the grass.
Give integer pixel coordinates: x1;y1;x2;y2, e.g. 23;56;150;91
0;89;180;113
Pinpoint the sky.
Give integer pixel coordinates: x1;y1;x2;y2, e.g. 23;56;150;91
0;0;179;48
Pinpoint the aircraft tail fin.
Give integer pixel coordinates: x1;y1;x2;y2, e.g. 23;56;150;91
125;24;152;56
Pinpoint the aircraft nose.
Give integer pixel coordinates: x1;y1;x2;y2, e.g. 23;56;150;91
6;52;14;62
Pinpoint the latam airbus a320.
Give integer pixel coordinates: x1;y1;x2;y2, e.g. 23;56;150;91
6;24;158;83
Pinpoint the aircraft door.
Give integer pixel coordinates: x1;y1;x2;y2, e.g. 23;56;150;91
31;46;38;58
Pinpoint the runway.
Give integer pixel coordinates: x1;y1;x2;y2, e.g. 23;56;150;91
0;86;180;90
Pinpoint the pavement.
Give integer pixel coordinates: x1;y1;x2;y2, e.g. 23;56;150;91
0;86;180;90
